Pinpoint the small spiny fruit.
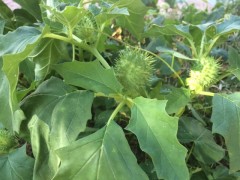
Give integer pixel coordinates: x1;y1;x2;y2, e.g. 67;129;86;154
186;56;220;92
74;13;97;43
0;129;18;154
115;48;154;97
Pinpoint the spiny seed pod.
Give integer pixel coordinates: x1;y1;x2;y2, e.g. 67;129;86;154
74;13;97;43
0;129;18;154
115;48;154;98
186;56;220;92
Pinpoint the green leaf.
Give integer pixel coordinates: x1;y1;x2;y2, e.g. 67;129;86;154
0;26;41;56
0;145;34;180
0;1;13;20
14;0;42;20
228;47;240;80
1;26;42;99
49;6;87;29
0;60;14;130
178;117;225;164
146;24;192;40
165;87;191;114
215;15;240;36
30;39;70;81
211;93;240;172
53;122;148;180
126;97;189;180
21;77;94;148
156;47;196;61
28;115;59;180
54;61;123;95
115;0;148;40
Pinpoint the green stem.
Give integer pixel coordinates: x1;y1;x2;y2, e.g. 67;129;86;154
107;101;126;126
196;91;215;96
145;50;185;86
186;143;194;162
72;44;75;61
204;36;219;57
216;71;232;81
79;47;84;61
43;33;111;69
199;32;206;57
188;39;198;58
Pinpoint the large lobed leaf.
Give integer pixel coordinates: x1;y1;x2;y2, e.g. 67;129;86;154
21;77;94;149
126;97;189;180
53;122;148;180
0;145;34;180
54;61;123;95
211;93;240;173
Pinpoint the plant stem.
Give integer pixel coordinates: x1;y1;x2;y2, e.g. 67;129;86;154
197;91;215;96
43;33;111;69
188;39;198;58
72;44;75;61
186;143;194;162
107;100;125;126
204;36;219;57
145;50;185;86
199;32;206;57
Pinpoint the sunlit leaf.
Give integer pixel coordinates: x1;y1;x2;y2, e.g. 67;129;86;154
30;39;70;81
53;122;148;180
126;97;189;180
21;77;94;149
54;61;123;95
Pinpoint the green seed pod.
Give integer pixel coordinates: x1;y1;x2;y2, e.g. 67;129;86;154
115;48;154;98
0;129;18;154
74;13;97;43
186;56;220;92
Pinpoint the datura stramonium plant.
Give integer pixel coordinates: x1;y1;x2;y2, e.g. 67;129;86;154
115;48;155;98
186;56;220;92
0;129;18;154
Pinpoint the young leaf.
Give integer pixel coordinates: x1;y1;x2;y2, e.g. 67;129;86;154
30;39;70;81
53;122;148;180
48;6;87;30
126;97;189;180
28;115;59;180
211;93;240;173
178;117;225;164
21;77;94;148
54;61;123;95
0;144;34;180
